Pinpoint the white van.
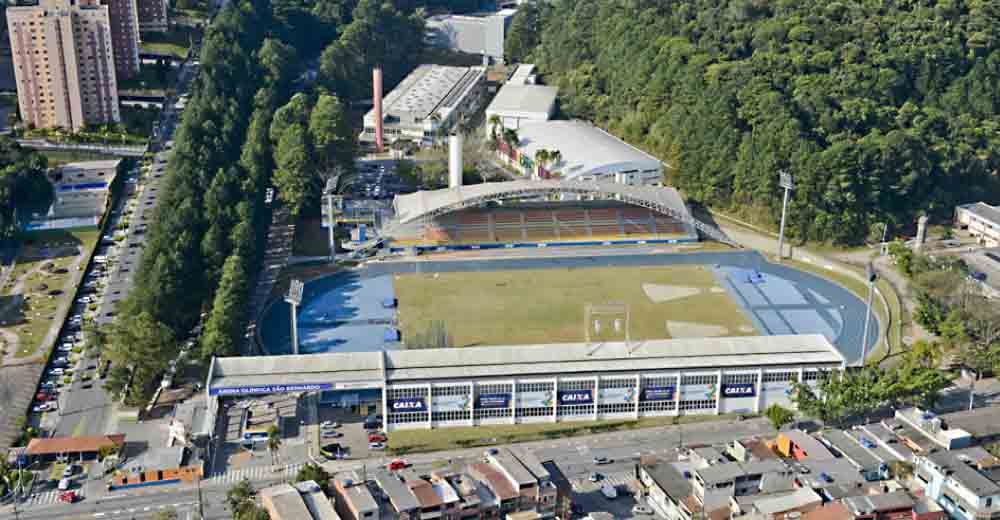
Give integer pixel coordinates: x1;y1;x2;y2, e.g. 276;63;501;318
58;478;71;491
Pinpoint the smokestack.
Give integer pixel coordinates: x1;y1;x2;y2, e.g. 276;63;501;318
373;67;384;153
449;133;463;189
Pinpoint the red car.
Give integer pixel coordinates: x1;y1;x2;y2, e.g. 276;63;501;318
387;460;407;471
59;491;79;503
368;433;387;443
36;392;53;401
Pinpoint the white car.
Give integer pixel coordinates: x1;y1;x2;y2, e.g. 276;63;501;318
368;442;385;450
49;368;65;376
33;403;51;413
320;421;340;429
632;505;654;515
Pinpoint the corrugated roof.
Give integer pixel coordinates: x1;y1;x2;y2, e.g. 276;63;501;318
780;430;836;460
26;434;125;456
373;469;420;512
959;202;1000;225
486;84;557;116
470;462;518;500
514;120;663;179
209;335;843;391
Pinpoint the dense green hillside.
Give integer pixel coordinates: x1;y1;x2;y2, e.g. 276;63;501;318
521;0;1000;244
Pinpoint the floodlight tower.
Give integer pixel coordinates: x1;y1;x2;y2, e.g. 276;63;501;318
776;170;794;262
860;264;877;366
286;279;304;355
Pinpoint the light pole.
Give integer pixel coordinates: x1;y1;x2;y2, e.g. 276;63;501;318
776;171;794;262
285;280;304;355
324;178;338;259
860;263;877;366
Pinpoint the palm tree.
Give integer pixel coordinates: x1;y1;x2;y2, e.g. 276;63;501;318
533;149;550;177
266;424;282;465
488;115;502;141
502;128;519;150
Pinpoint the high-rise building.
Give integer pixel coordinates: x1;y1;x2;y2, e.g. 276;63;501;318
102;0;141;80
7;0;121;131
136;0;168;33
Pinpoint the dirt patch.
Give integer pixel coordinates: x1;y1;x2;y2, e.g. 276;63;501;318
642;283;701;303
666;320;730;338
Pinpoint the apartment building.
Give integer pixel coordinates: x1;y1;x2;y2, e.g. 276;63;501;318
7;0;120;130
102;0;140;80
914;450;1000;520
136;0;168;32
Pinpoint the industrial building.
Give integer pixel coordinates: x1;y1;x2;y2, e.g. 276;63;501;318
425;9;516;62
361;65;487;147
206;334;844;432
17;159;121;232
496;120;664;185
485;80;558;133
7;0;121;130
956;202;1000;248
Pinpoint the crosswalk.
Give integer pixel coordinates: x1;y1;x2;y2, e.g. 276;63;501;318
207;462;306;485
570;469;635;492
20;487;85;507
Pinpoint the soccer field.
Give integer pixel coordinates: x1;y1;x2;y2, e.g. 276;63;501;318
393;265;756;347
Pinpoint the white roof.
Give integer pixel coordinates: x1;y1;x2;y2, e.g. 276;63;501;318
365;65;485;123
752;487;821;515
514;120;663;179
390;179;690;225
208;335;844;391
486;84;557;117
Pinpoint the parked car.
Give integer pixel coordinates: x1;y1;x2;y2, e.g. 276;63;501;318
58;478;71;491
320;443;344;460
368;442;385;450
63;465;76;477
593;456;612;465
632;505;654;515
387;460;407;471
588;472;602;483
320;421;340;429
36;392;53;401
368;433;387;443
32;403;51;413
48;368;65;376
321;430;343;439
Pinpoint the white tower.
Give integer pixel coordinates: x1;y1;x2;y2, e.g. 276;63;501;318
449;133;463;188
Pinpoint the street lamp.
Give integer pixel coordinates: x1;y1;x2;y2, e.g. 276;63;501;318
860;263;877;366
285;280;304;355
776;171;794;262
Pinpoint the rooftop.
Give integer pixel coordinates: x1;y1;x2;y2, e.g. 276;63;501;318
337;474;378;513
843;490;914;515
366;65;485;123
750;487;822;515
959;202;1000;224
470;462;518;501
209;334;844;392
261;483;314;520
819;429;882;469
781;430;836;460
373;469;420;512
925;451;1000;496
26;434;126;456
798;458;866;488
490;449;536;487
696;459;788;486
641;459;692;500
485;83;558;116
514;120;663;179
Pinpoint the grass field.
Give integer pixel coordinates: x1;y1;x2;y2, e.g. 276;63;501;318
39;149;118;166
394;265;755;347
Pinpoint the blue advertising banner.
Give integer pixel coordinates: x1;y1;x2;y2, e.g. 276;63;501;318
641;386;675;402
210;383;333;396
558;389;593;405
721;383;757;398
388;397;427;412
477;393;511;409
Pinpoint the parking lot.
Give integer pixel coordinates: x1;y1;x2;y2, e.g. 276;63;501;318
314;400;385;462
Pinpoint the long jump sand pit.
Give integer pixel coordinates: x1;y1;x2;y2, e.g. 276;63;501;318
394;265;755;347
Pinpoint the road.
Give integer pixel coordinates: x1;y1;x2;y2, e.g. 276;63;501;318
8;417;775;519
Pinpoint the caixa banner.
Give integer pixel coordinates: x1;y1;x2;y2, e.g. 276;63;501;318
558;389;593;405
721;383;757;398
388;397;427;412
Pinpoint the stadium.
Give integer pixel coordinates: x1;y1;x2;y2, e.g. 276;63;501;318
220;179;876;433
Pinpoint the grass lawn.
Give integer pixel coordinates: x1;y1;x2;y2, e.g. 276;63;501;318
387;413;752;455
1;230;100;358
118;64;179;96
39;149;118;166
140;25;202;58
394;265;755;347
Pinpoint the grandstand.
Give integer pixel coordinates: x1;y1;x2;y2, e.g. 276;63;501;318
394;201;693;246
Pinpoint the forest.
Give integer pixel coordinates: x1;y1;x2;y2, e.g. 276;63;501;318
510;0;1000;244
0;137;50;238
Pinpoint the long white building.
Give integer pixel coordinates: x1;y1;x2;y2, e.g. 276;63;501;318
206;334;844;432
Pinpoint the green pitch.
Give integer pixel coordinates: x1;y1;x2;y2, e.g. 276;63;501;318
393;265;756;347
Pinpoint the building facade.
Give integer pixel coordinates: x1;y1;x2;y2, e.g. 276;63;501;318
956;203;1000;248
136;0;168;32
914;451;1000;520
102;0;140;80
7;0;120;131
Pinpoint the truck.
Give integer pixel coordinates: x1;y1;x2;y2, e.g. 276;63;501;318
600;483;618;500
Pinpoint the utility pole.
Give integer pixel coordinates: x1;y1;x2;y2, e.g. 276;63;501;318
776;171;794;262
860;263;877;366
285;280;304;355
196;472;205;520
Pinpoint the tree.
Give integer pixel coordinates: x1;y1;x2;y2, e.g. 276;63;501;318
308;94;355;179
764;404;795;431
504;2;539;63
226;479;269;520
266;424;282;464
105;311;178;404
153;508;179;520
295;463;332;495
488;115;502;141
272;124;318;216
200;253;251;360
